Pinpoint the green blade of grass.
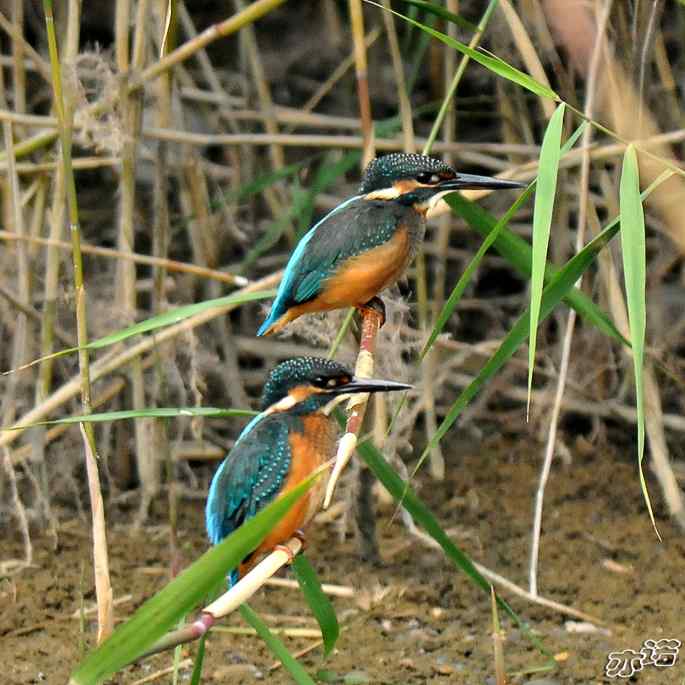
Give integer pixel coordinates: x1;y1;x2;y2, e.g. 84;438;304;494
528;102;566;415
419;215;622;464
447;193;628;346
239;604;316;685
70;473;319;685
374;2;558;100
396;0;478;32
189;634;207;685
619;145;657;536
421;121;586;360
1;406;257;431
292;554;340;657
3;290;275;375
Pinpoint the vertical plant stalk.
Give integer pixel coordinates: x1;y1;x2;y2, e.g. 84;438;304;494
528;0;612;597
155;0;177;567
233;0;290;241
381;0;414;152
324;307;384;508
116;0;158;518
11;0;26;132
0;122;29;429
3;448;33;570
348;0;375;165
426;0;460;481
419;0;498;479
42;0;114;642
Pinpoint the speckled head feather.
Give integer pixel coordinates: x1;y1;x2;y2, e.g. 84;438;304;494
260;356;352;410
359;153;455;193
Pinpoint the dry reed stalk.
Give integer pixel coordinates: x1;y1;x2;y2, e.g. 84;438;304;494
1;121;29;428
42;0;113;642
348;0;375;166
498;0;555;119
324;307;384;508
232;0;292;244
427;0;460;481
10;0;25;136
116;0;158;514
2;448;32;572
0;230;247;285
233;0;283;171
268;638;325;672
153;0;178;564
381;0;414;153
529;0;613;597
431;0;458;319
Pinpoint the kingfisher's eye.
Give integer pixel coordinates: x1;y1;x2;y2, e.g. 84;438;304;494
326;378;338;388
416;172;440;184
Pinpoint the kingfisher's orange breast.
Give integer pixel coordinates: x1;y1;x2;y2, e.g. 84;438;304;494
319;225;411;308
275;226;411;332
251;413;336;558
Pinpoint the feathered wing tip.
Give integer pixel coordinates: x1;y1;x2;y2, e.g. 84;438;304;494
257;314;276;336
228;569;239;588
257;306;292;336
257;298;286;336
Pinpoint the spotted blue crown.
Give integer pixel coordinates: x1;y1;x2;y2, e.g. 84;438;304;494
359;153;455;193
260;357;351;410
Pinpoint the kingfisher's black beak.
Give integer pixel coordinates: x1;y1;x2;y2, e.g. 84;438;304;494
437;173;526;191
329;377;412;395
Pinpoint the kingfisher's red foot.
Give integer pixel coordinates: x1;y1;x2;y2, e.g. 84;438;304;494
357;296;386;327
274;543;296;564
292;528;307;551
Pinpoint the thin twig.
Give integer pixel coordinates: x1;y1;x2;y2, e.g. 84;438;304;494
324;307;384;508
137;536;303;661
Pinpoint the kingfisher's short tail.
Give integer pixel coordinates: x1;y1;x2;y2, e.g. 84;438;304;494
257;304;290;336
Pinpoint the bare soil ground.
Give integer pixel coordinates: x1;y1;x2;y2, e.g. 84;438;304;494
2;438;684;685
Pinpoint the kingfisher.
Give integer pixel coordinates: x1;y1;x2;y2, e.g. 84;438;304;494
205;356;410;584
257;153;524;336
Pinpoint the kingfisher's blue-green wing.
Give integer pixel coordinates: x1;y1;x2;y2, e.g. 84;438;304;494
293;200;407;301
205;416;291;546
257;199;408;334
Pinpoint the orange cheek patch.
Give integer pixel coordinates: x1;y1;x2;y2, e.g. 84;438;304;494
395;179;421;194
